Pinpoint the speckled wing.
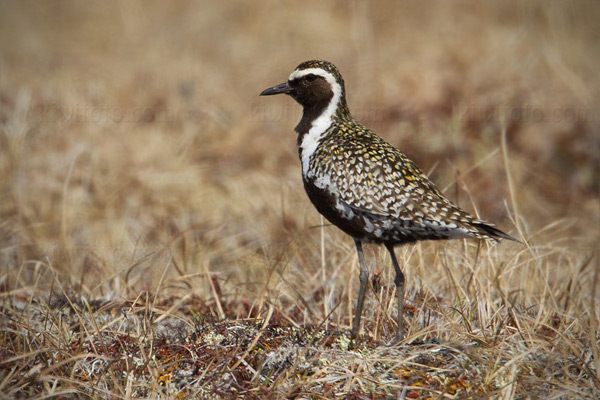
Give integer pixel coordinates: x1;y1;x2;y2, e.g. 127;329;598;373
329;129;490;240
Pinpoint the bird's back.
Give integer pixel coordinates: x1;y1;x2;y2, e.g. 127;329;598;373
303;117;515;245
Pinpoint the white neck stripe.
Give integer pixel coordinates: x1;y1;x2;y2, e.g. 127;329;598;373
291;68;343;179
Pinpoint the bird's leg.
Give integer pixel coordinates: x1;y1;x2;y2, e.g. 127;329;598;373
386;244;405;341
351;239;369;341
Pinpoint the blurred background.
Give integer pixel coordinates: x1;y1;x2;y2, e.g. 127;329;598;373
0;0;598;300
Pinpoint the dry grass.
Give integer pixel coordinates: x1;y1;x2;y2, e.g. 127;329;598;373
1;1;599;398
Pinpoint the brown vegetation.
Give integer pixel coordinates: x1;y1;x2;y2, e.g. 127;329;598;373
1;1;599;398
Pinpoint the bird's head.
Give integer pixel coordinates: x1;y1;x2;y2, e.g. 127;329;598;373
260;60;349;116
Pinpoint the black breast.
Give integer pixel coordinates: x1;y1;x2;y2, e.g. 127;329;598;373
303;177;388;243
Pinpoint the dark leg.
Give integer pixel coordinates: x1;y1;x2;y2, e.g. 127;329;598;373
385;243;405;341
351;239;369;340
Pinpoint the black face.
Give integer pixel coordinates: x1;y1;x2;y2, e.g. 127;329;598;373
260;72;333;110
287;74;333;109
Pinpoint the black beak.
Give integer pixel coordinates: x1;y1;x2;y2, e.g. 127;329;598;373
260;81;292;96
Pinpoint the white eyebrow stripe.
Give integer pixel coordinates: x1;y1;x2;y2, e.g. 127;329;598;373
289;68;335;82
291;67;343;180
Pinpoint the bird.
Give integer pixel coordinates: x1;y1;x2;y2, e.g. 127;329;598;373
260;60;518;342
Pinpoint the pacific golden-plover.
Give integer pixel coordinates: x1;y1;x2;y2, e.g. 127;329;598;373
260;60;518;342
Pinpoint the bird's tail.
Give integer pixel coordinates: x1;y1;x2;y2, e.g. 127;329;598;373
471;222;522;244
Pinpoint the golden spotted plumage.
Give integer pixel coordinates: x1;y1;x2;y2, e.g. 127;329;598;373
308;116;502;243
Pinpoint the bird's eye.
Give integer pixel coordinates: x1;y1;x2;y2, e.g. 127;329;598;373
305;74;317;82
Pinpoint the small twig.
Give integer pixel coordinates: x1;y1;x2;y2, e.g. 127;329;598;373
230;304;273;371
203;259;224;320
